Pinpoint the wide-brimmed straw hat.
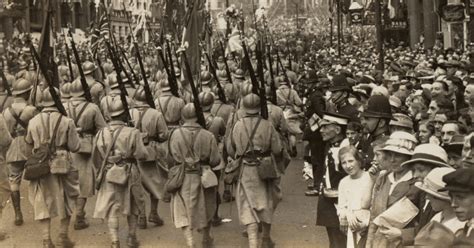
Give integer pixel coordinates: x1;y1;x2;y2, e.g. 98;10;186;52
401;144;450;168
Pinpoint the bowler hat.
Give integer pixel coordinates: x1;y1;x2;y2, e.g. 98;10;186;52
329;75;351;92
361;95;392;119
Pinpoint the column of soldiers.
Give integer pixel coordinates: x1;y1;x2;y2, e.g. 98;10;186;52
0;45;298;248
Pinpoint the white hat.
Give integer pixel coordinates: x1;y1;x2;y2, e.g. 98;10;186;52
401;144;450;168
380;131;417;155
415;167;455;201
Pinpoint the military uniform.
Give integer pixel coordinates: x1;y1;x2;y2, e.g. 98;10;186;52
211;99;235;125
26;107;81;220
0;92;12;113
100;89;133;122
168;122;221;229
0;115;12;218
155;91;185;128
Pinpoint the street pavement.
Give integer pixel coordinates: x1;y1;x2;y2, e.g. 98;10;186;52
0;147;329;247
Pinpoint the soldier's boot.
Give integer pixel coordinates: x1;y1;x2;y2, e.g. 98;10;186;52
222;188;234;202
148;198;163;226
110;241;120;248
162;192;171;203
211;193;222;227
260;223;274;248
247;223;259;248
57;233;75;248
43;239;55;248
127;214;139;248
201;225;213;248
74;198;89;230
11;191;23;226
137;214;147;229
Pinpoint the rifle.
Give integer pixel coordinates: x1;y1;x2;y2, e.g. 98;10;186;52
0;69;11;96
241;39;259;96
63;33;75;83
275;48;291;87
165;39;180;97
266;44;277;105
133;42;156;109
256;42;268;119
203;48;227;104
29;43;68;116
119;46;139;84
218;40;233;85
104;41;131;121
67;30;93;102
177;44;206;128
156;45;179;97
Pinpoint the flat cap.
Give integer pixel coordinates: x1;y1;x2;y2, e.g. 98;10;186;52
440;168;474;193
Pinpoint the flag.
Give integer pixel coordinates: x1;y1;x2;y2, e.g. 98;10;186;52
38;0;57;86
90;12;110;58
183;0;205;76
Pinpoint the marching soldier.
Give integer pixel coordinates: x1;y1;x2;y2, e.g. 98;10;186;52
155;80;186;129
99;75;133;122
26;87;82;247
66;80;107;230
168;103;221;248
200;71;213;93
80;61;105;105
130;87;169;229
92;99;148;248
3;78;38;226
199;92;226;225
227;93;283;248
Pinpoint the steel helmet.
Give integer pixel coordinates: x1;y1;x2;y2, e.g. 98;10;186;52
109;99;126;117
69;79;85;97
12;78;33;96
198;92;214;111
133;86;147;102
82;61;97;75
201;71;212;85
108;74;119;89
240;83;254;97
242;93;260;114
233;69;245;80
181;103;197;120
41;87;60;107
60;83;72;99
160;79;171;91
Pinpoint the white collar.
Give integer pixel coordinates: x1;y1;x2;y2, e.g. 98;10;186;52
388;170;413;184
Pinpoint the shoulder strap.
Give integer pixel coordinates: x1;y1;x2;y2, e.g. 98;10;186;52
8;107;27;129
213;103;224;117
179;127;202;158
99;126;124;167
49;114;63;151
242;117;262;154
0;96;8;112
136;108;149;132
74;102;89;126
158;96;173;122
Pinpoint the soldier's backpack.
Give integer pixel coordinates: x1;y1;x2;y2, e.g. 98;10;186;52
24;115;63;180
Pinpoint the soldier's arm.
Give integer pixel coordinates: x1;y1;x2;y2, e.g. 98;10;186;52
155;113;169;142
208;135;221;168
269;124;282;156
0;115;12;149
93;105;107;130
132;129;148;161
66;119;81;153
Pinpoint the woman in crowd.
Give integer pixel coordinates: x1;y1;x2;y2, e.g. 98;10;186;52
414;167;465;247
463;132;474;168
417;120;435;144
337;146;374;248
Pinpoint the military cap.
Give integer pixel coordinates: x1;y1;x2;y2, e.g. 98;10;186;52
329;75;351;92
361;95;392;119
440;168;474;193
442;135;464;157
242;93;260;114
320;111;350;127
12;78;32;96
401;144;449;168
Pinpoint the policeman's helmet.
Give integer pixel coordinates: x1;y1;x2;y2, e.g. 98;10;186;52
361;95;392;120
12;78;33;96
242;93;260;114
198;92;214;111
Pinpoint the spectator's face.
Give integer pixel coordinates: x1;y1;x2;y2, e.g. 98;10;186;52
411;163;433;181
320;123;339;141
427;101;440;119
418;124;432;144
433;114;447;136
361;116;380;133
448;153;463;169
449;191;474;221
464;85;474;105
426;194;450;212
431;82;446;98
462;133;474;168
441;123;460;145
395;85;409;101
340;153;362;177
346;129;360;144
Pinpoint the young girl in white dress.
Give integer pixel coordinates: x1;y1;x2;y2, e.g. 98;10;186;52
337;146;375;248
